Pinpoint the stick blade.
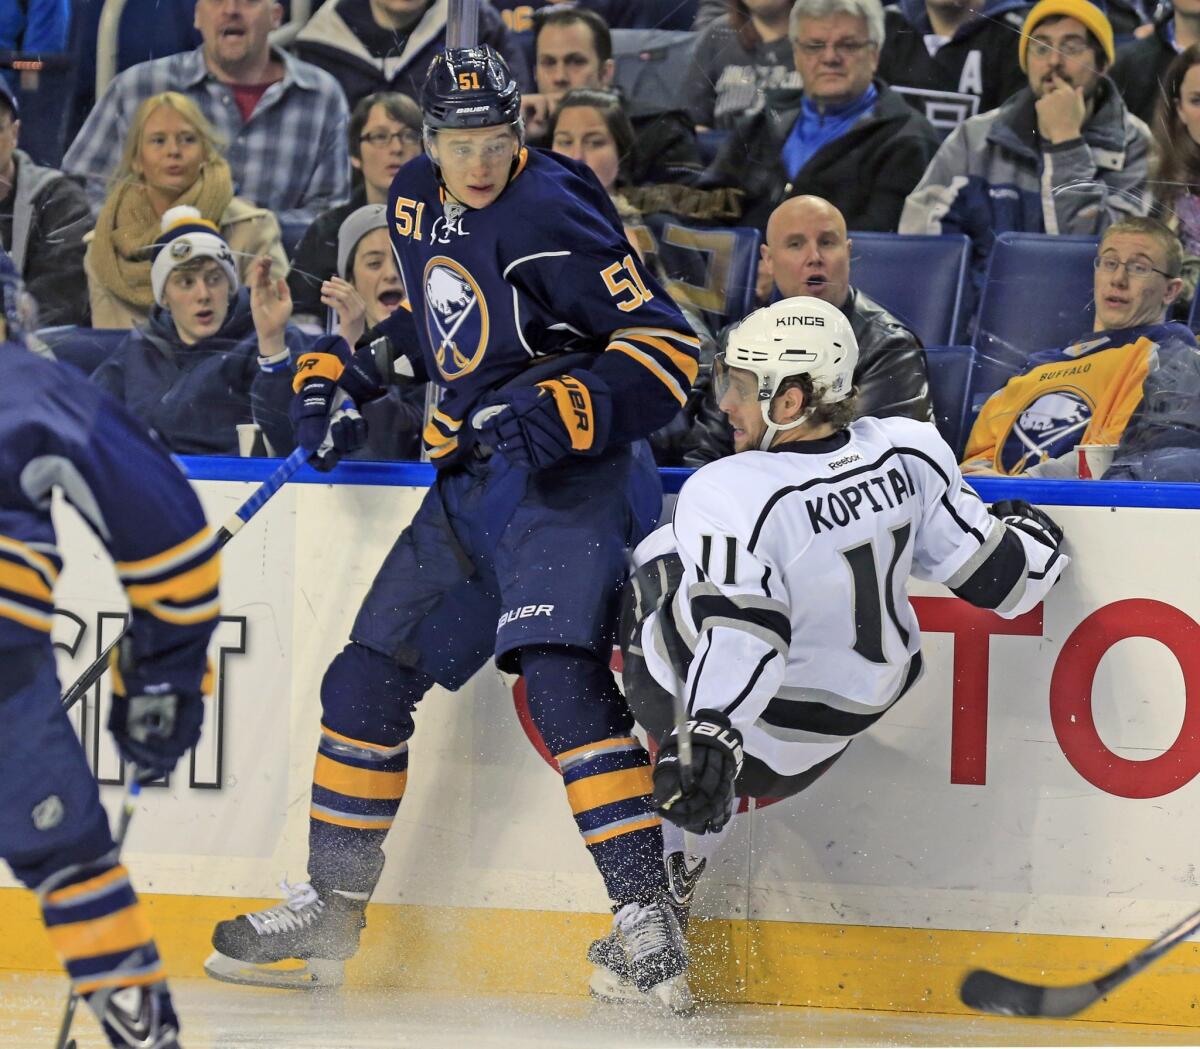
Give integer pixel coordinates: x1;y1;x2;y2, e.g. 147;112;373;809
960;968;1101;1018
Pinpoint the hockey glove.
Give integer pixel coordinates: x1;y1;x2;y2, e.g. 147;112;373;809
290;335;371;471
652;710;744;835
108;636;208;781
989;499;1064;553
470;371;612;470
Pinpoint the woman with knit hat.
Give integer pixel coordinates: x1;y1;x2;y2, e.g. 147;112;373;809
84;91;289;330
90;207;303;455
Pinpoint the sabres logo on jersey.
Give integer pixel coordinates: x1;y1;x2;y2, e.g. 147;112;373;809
423;256;490;381
1000;389;1092;473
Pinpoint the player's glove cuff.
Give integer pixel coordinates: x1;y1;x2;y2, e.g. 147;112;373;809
652;709;744;835
989;499;1064;552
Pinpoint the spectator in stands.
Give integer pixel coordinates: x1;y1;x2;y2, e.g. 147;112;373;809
685;194;934;464
0;0;69;96
1150;45;1200;313
291;0;529;109
0;78;90;326
900;0;1149;301
549;88;641;230
522;5;700;182
64;0;349;229
84;93;288;330
701;0;940;231
254;205;425;460
877;0;1029;139
288;91;422;326
91;208;305;455
1112;0;1200;127
686;0;804;132
962;217;1200;480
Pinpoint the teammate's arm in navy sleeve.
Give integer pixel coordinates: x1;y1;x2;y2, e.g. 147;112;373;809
23;378;220;691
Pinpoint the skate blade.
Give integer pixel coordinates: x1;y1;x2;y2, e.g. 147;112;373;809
203;950;345;990
589;966;695;1016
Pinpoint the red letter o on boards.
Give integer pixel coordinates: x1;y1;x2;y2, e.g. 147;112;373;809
1050;599;1200;799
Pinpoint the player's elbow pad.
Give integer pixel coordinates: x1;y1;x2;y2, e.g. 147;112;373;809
947;521;1066;617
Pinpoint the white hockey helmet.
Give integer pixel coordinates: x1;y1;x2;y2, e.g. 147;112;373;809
716;295;859;450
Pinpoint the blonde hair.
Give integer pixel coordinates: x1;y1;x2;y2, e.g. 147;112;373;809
112;92;227;188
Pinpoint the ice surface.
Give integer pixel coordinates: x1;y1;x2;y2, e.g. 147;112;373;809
2;972;1197;1049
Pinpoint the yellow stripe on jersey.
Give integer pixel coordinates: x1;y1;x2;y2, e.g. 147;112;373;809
145;594;222;626
430;407;463;433
617;331;701;387
0;535;58;585
45;904;154;962
608;341;688;406
313;754;408;800
115;527;213;581
564;766;655;815
0;595;54;632
0;560;53;602
124;558;220;610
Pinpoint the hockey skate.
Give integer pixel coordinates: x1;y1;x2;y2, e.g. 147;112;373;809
79;982;181;1049
587;890;694;1014
204;880;366;989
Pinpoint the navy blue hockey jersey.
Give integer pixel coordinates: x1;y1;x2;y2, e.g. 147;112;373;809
0;343;220;665
386;148;700;464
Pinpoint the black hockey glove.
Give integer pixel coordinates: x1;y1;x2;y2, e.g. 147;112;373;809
290;335;370;471
470;371;612;470
989;499;1064;552
107;636;207;781
652;710;744;835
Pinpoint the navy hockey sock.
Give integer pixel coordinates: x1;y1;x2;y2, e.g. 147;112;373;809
522;646;669;904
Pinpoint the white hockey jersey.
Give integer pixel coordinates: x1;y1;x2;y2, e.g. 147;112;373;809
635;416;1069;778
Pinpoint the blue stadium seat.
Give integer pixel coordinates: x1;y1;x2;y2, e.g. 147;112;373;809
972;232;1098;404
849;232;969;347
922;345;976;458
630;217;759;332
37;326;129;375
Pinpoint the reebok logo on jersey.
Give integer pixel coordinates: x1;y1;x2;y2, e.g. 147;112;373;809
806;469;912;534
498;603;554;628
827;454;861;469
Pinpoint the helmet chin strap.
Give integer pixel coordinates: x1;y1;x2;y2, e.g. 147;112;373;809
756;398;809;450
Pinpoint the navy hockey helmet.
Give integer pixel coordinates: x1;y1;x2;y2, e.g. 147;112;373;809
421;45;522;132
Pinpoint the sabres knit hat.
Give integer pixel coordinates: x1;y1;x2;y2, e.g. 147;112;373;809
150;205;239;306
337;204;388;279
1019;0;1115;71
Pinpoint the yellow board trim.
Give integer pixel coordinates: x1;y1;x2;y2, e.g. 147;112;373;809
313;754;408;800
7;888;1200;1027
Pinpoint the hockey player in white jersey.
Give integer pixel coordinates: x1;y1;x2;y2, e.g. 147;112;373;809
589;294;1069;1001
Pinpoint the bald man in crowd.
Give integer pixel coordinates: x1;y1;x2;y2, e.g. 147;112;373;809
685;195;933;464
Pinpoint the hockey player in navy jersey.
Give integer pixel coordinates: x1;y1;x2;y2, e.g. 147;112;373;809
0;250;220;1049
592;294;1070;999
208;45;702;1011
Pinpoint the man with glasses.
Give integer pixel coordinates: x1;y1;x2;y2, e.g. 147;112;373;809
962;217;1200;480
701;0;940;231
900;0;1151;302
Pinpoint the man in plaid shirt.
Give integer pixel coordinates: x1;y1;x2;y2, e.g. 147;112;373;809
65;0;350;229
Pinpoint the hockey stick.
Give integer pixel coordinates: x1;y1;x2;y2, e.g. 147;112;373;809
446;0;480;49
61;446;309;714
959;904;1200;1018
55;775;143;1049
